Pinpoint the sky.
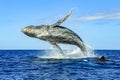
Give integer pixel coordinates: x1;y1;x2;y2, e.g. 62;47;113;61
0;0;120;50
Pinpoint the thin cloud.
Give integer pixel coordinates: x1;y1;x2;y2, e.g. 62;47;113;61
71;12;120;22
38;12;120;25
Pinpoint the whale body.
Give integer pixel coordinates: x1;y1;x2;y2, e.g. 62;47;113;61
21;10;87;56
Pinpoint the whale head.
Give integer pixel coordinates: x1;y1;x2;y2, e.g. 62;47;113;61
21;25;49;40
21;25;36;37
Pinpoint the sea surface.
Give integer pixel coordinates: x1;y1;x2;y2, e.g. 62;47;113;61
0;50;120;80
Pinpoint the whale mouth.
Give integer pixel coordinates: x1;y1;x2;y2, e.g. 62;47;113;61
21;28;28;33
21;28;30;34
21;28;36;37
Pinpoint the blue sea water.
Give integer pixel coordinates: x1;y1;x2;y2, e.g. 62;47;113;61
0;50;120;80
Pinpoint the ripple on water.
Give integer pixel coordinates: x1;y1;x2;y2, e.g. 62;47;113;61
0;50;120;80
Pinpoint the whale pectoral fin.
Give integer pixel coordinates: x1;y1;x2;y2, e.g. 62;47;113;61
51;9;72;27
49;42;64;56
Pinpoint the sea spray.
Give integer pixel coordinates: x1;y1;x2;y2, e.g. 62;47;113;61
65;45;95;58
39;44;96;59
84;43;95;57
40;49;64;59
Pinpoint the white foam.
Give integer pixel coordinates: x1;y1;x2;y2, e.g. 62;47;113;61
38;44;96;59
40;50;64;59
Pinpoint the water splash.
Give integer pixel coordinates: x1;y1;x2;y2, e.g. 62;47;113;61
39;44;96;59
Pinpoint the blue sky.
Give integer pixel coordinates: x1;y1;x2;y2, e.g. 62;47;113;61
0;0;120;49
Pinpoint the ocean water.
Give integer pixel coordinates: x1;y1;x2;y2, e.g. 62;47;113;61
0;50;120;80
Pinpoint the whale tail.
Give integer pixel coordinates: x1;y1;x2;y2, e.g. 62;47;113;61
77;42;87;56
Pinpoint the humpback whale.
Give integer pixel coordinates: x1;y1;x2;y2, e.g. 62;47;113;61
94;56;114;62
21;10;87;56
